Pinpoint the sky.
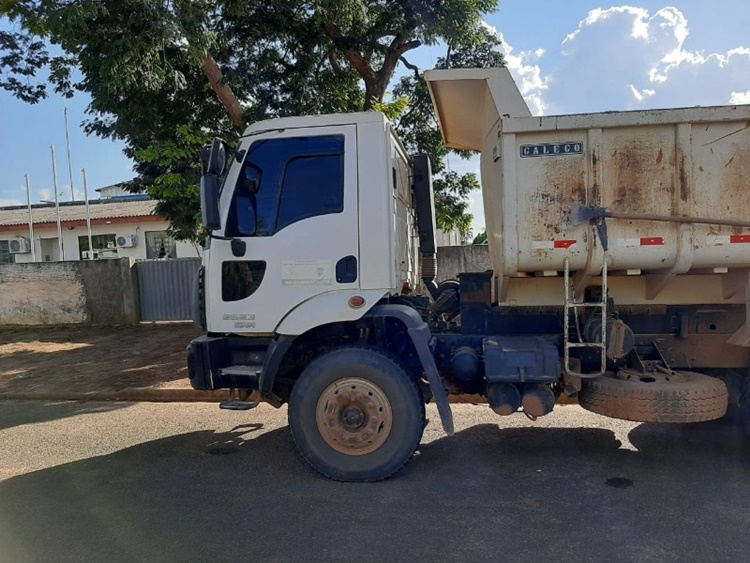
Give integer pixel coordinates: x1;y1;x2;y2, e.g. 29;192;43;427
1;1;750;235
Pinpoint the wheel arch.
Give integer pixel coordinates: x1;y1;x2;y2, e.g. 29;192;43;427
260;304;455;435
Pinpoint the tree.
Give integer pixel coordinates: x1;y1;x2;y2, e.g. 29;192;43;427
392;25;504;237
1;0;502;240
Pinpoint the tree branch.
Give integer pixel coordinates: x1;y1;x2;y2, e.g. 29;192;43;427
399;56;420;79
322;22;375;81
201;55;245;127
396;39;421;56
328;51;342;74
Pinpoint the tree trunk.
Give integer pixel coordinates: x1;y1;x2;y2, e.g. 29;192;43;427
363;79;386;111
202;55;246;127
322;22;421;112
364;38;421;111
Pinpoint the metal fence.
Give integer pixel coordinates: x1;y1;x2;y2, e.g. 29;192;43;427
135;258;201;322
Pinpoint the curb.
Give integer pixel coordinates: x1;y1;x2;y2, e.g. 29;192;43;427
0;387;233;403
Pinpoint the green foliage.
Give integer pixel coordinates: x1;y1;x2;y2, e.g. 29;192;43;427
1;0;503;241
372;96;409;120
472;229;488;244
130;125;212;240
433;171;478;236
393;25;504;238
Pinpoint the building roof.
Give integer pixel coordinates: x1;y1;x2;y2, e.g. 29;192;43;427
0;198;158;228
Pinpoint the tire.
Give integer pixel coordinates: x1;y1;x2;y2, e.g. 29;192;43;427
740;374;750;437
288;346;425;482
579;369;728;423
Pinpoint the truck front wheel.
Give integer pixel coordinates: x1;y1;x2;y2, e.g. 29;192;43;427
288;346;425;481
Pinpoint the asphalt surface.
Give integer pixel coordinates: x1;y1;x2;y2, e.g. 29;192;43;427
1;402;750;563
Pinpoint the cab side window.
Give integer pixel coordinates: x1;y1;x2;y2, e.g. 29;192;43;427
227;135;344;237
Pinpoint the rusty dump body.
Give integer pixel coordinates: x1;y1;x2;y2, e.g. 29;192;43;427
426;69;750;307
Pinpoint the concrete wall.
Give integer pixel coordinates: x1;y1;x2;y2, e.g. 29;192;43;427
0;258;139;326
437;244;492;281
3;220;200;263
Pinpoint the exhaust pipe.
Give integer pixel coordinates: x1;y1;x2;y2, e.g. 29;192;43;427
412;155;440;299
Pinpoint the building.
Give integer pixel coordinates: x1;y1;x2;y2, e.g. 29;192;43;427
0;196;201;264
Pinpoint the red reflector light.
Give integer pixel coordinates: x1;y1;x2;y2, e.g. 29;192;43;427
348;296;366;308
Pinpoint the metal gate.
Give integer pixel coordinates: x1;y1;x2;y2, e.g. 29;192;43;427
136;258;201;321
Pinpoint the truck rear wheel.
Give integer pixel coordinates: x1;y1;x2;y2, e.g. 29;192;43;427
288;346;425;482
579;370;728;423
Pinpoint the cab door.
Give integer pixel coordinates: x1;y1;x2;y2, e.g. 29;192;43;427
206;126;359;334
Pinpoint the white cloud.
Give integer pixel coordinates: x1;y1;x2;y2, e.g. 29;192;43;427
484;20;548;115
485;6;750;115
470;7;750;234
500;40;548;116
629;85;656;102
549;7;750;112
0;199;23;207
58;183;85;202
730;90;750;104
35;185;77;203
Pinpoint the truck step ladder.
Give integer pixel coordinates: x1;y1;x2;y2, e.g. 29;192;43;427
219;387;261;411
218;366;263;410
563;257;608;377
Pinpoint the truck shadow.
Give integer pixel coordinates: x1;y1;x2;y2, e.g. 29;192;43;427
0;400;131;431
2;420;750;562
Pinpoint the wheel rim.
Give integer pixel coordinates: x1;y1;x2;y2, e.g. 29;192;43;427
315;377;393;456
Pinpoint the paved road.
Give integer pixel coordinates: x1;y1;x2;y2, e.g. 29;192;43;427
1;401;749;563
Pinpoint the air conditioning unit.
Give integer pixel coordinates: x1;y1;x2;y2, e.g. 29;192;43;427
9;237;31;254
116;234;137;248
82;250;99;260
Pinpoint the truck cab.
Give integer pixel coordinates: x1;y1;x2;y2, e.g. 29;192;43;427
198;112;420;337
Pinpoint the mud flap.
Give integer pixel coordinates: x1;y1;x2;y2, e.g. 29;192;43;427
366;305;455;435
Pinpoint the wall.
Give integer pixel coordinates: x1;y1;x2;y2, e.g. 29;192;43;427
0;258;138;326
436;228;462;247
437;244;492;281
3;219;200;263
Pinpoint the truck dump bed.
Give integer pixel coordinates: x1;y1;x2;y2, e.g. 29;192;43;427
426;69;750;285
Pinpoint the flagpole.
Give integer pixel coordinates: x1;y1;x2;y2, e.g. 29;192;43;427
24;174;36;262
51;145;64;260
64;106;76;202
82;168;93;259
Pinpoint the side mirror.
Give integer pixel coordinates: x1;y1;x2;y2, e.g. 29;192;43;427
206;138;227;175
200;173;221;230
200;137;228;231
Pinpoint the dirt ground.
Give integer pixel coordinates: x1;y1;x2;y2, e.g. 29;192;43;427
0;323;201;394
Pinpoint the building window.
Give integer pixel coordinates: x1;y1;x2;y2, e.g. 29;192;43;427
0;240;15;264
145;231;176;259
78;234;117;259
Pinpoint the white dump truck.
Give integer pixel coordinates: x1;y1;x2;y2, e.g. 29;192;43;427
188;67;750;481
